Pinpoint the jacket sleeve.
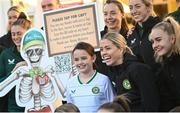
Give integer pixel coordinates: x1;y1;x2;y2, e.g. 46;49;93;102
131;64;159;111
0;51;9;82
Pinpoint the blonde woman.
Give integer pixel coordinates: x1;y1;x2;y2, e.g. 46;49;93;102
0;6;25;51
149;17;180;111
100;32;159;111
0;17;31;112
127;0;161;73
96;0;129;76
0;6;24;111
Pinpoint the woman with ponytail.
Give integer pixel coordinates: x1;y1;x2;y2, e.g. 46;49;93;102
149;17;180;111
95;0;129;76
127;0;161;73
0;6;26;52
0;16;31;112
100;32;159;111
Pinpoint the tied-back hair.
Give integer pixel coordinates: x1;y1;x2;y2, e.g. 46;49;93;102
105;0;129;34
55;103;80;112
140;0;156;16
113;95;131;112
98;95;131;112
12;14;31;30
102;32;134;55
72;42;97;69
150;16;180;63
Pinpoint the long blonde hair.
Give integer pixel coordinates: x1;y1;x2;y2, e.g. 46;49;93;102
102;32;134;55
150;16;180;63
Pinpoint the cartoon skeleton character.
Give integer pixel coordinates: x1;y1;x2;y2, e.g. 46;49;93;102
0;28;60;113
21;28;57;112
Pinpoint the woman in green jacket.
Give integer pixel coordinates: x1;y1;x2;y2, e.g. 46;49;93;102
0;16;31;112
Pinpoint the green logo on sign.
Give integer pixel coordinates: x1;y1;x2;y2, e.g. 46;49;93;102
123;79;131;90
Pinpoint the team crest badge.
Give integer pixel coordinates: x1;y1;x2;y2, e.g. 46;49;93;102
92;86;100;94
123;79;131;90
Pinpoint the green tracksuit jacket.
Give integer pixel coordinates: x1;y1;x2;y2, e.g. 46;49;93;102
0;46;24;112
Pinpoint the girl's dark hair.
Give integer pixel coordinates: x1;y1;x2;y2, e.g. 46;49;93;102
55;103;80;112
98;95;131;112
113;95;131;112
72;42;95;56
105;0;129;35
98;102;126;112
72;42;96;69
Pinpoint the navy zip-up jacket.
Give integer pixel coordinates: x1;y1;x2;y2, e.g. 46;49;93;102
107;53;159;111
127;16;161;73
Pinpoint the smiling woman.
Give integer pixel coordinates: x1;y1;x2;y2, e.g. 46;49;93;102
127;0;161;73
95;0;129;77
11;18;31;51
149;16;180;63
101;0;129;37
100;32;159;111
0;16;31;112
149;17;180;111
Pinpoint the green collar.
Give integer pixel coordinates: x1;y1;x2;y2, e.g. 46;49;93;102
78;71;97;84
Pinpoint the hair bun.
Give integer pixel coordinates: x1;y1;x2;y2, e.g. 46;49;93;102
17;12;29;20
